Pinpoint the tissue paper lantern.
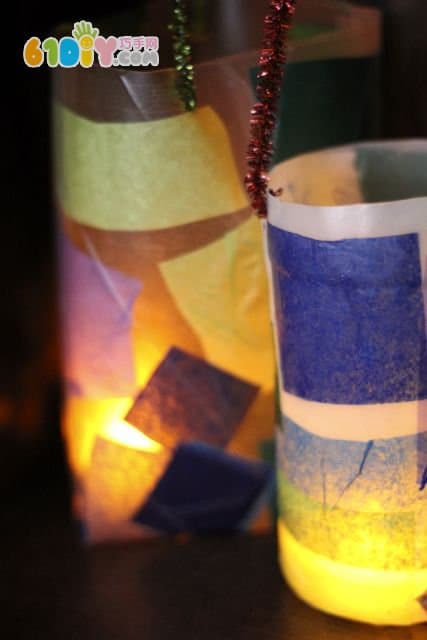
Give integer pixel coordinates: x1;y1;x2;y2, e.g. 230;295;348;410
265;140;427;625
54;14;277;543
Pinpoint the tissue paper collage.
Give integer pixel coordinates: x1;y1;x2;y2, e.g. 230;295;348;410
266;141;427;624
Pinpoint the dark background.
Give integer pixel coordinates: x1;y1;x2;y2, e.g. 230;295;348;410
4;3;427;638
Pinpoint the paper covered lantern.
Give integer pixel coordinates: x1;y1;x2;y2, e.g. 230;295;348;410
54;15;278;543
53;1;380;544
265;140;427;626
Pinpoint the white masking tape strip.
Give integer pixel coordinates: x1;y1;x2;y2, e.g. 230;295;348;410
282;390;427;442
268;140;427;242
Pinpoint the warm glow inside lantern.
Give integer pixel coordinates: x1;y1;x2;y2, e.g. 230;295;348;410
54;53;278;543
266;141;427;626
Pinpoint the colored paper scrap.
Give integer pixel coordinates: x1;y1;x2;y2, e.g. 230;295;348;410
278;417;427;513
277;474;427;571
59;231;141;397
133;441;273;533
55;103;248;231
126;346;259;448
159;215;275;392
268;225;427;404
86;435;171;541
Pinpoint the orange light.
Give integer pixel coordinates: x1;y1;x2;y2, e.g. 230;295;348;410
102;417;164;453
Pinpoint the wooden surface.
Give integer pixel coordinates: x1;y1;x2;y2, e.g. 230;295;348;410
1;482;426;640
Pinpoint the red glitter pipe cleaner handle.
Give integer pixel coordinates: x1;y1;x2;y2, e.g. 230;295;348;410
245;0;298;218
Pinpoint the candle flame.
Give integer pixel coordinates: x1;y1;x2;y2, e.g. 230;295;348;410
102;418;164;453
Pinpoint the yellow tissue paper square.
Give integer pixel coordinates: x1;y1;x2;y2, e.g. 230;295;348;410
160;215;275;391
54;103;248;231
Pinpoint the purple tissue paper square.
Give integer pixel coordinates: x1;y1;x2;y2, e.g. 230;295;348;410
59;231;141;397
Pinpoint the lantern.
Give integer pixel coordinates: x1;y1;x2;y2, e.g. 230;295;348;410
266;140;427;626
54;7;278;543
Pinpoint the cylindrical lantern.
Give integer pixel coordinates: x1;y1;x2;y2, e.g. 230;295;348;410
53;1;380;544
54;4;276;543
265;140;427;626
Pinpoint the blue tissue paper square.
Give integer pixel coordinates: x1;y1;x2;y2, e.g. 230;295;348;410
268;225;427;405
133;441;272;533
